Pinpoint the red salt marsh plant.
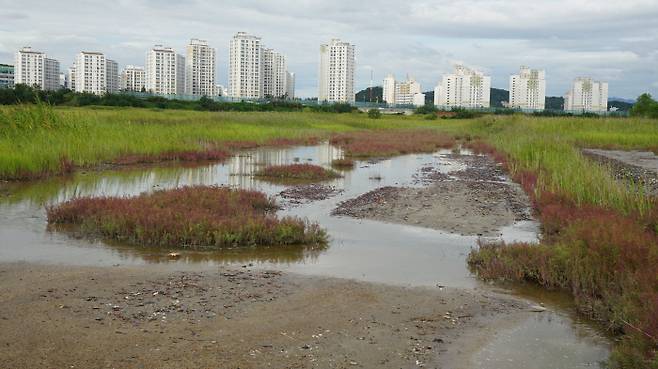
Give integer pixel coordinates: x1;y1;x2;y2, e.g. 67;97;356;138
465;140;658;367
255;164;341;182
46;186;327;249
330;130;455;157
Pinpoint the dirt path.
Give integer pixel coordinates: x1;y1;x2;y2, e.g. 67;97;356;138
333;154;532;236
582;148;658;196
0;263;530;369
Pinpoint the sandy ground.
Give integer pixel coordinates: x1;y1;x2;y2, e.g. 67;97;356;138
0;263;533;369
333;154;532;236
582;148;658;196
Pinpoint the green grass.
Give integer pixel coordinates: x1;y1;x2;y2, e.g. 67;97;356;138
0;104;444;179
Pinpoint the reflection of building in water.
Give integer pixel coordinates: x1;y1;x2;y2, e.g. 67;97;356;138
227;143;343;188
23;143;344;205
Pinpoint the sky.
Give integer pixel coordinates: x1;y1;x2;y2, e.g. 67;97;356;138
1;0;657;99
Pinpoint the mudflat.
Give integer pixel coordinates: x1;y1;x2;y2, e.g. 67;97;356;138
333;154;532;236
0;263;527;369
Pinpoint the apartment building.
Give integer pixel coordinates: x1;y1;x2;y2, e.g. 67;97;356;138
228;32;263;99
145;45;185;95
564;77;608;112
318;38;355;103
435;65;491;108
185;39;216;96
120;65;146;91
106;59;119;93
285;71;295;99
74;51;106;94
14;47;60;90
0;64;14;88
263;48;287;98
509;66;546;110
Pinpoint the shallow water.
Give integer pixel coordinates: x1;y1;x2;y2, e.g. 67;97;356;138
0;142;609;366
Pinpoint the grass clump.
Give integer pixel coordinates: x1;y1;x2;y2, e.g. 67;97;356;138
255;164;341;182
331;158;355;169
330;130;455;157
464;140;658;368
46;186;327;249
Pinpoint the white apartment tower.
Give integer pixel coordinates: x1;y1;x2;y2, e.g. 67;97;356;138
145;45;185;95
74;51;106;95
395;76;422;105
263;48;287;98
229;32;263;99
435;65;491;108
318;38;355;103
106;59;119;93
185;39;216;96
14;47;60;90
509;66;546;110
120;65;146;91
564;77;608;113
382;74;396;104
285;71;295;99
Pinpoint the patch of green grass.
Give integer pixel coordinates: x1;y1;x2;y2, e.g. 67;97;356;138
0;104;447;180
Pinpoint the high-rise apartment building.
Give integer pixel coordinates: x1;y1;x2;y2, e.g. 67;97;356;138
185;39;216;96
509;66;546;110
435;65;491;108
229;32;263;99
0;64;14;89
120;65;146;91
106;59;119;93
14;47;60;90
318;38;355;103
285;71;295;99
395;76;422;105
15;47;44;88
382;74;396;104
263;48;287;98
382;74;423;106
564;77;608;112
67;66;76;91
43;58;60;91
145;45;184;95
74;51;106;95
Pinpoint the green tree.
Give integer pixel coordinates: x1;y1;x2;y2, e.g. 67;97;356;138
630;93;658;118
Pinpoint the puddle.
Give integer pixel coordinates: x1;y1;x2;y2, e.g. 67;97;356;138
470;284;611;368
0;142;609;365
1;143;526;288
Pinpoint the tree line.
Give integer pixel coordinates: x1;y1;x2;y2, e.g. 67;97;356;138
0;84;357;113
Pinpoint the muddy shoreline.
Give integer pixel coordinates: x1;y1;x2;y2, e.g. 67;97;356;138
0;262;530;369
333;154;532;236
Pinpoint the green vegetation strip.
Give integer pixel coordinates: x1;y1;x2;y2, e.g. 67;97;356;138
46;186;327;249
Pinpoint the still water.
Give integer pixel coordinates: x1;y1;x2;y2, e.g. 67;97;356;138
0;142;610;366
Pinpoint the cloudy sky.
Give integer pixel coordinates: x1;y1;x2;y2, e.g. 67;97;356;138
1;0;657;99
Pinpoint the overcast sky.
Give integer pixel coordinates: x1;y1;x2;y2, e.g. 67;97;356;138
1;0;657;99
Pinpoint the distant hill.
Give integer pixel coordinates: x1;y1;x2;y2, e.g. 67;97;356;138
490;88;509;108
609;97;636;104
355;87;383;103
